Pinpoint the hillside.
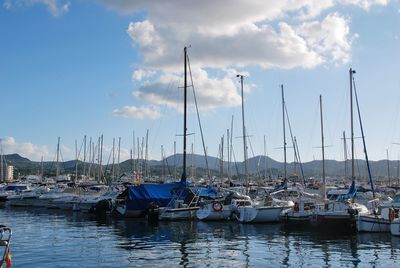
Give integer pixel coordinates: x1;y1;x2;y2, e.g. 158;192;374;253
2;153;398;180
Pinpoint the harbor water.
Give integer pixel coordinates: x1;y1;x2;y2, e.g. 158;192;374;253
1;208;400;267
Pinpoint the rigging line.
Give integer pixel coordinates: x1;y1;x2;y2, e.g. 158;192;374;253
187;53;211;180
231;146;240;176
353;76;375;197
150;79;178;154
284;103;300;173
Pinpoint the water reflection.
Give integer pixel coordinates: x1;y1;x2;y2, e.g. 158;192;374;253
1;208;400;267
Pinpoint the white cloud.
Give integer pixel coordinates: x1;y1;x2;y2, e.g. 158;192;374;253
108;0;390;71
133;68;242;112
295;13;352;63
1;137;50;161
112;105;161;120
339;0;390;10
132;69;156;81
4;0;70;16
104;0;390;112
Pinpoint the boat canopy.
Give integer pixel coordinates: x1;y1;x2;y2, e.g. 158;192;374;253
125;182;191;211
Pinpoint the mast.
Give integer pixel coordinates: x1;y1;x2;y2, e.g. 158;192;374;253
264;135;267;180
342;131;348;178
281;85;287;180
56;137;60;178
117;137;121;179
75;139;78;182
83;135;86;179
353;75;375;197
320;95;327;200
0;138;3;182
99;134;103;180
40;156;44;180
191;143;195;179
227;129;230;180
237;74;248;186
387;149;391;186
145;130;149;178
229;115;234;180
181;46;188;182
220;135;224;177
174;141;177;180
350;68;355;183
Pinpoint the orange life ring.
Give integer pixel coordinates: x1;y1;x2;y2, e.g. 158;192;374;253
389;208;396;221
294;202;299;212
212;202;223;212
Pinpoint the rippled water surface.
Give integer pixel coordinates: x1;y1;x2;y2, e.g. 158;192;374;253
1;208;400;267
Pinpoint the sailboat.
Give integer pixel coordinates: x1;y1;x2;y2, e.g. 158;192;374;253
283;95;326;226
158;47;201;220
354;70;400;232
309;68;368;233
236;83;293;223
115;48;206;218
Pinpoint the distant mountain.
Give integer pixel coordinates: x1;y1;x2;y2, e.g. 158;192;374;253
2;153;398;179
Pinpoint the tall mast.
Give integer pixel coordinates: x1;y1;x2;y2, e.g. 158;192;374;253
117;137;121;179
145;130;149;178
112;137;115;179
229;115;234;180
0;138;3;182
281;85;287;180
350;68;355;182
40;156;44;180
99;134;103;180
174;141;177;180
181;46;188;182
56;136;60;178
320;95;327;200
75;139;78;182
264;135;267;179
237;74;248;185
191;143;194;179
220;135;224;177
83;135;86;179
342;131;348;178
387;149;391;186
132;131;135;179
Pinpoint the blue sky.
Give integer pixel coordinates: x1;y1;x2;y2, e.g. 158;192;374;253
0;0;399;164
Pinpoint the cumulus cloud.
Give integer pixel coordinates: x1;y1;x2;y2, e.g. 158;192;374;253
104;0;390;111
4;0;70;16
133;68;243;112
339;0;390;10
132;69;156;81
295;13;352;64
112;105;161;120
1;137;50;161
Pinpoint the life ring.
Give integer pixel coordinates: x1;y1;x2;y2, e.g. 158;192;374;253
212;202;223;212
294;202;299;212
389;208;396;222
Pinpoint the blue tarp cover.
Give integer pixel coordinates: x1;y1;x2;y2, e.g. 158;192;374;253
126;182;189;212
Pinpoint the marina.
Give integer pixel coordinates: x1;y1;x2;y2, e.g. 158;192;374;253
1;206;400;267
2;1;400;267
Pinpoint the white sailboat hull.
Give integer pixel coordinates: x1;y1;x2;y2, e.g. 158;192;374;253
237;206;288;223
391;219;400;236
357;215;391;232
159;207;198;220
196;204;234;221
